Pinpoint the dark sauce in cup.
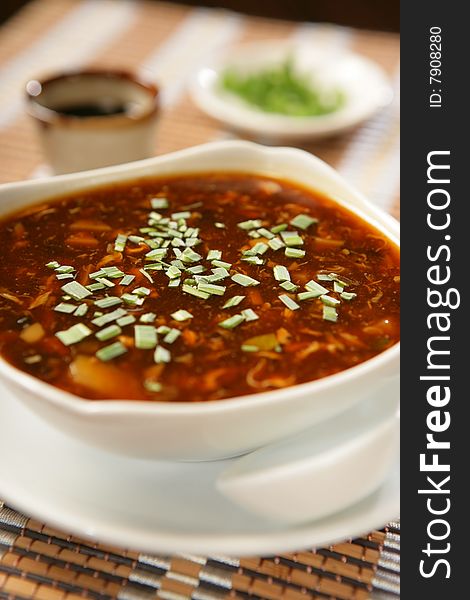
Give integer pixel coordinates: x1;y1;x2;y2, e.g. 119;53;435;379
54;102;128;118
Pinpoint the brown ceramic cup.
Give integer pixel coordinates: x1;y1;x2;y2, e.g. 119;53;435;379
26;69;159;174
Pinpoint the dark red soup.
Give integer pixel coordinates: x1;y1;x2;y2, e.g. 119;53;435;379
0;174;400;402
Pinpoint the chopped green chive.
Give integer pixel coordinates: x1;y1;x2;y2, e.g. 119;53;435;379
128;235;145;244
320;295;341;307
121;293;144;306
168;278;181;287
280;281;299;292
74;303;88;317
323;305;338;322
55;265;74;274
144;380;162;392
279;294;300;311
96;341;127;361
341;291;357;301
144;240;161;249
280;231;304;247
166;265;182;279
46;261;60;269
140;312;157;323
197;282;226;296
92;308;127;327
96;277;115;288
86;282;106;292
180;248;202;263
238;219;262;230
116;314;136;327
156;325;170;335
231;273;260;287
222;295;245;309
172;211;191;220
334;281;345;293
94;296;123;309
317;274;334;281
163;328;181;344
210;267;230;280
305;280;329;296
241;256;264;266
271;223;287;234
207;250;222;261
171;310;193;321
273;265;291;282
241;308;259;322
119;275;135;285
285;247;306;258
251;242;269;255
186;265;204;274
145;263;164;271
134;325;157;349
96;324;122;341
133;286;151;297
90;269;107;279
182;284;210;299
154;345;171;364
166;228;183;239
241;344;259;352
101;266;125;278
145;248;168;261
297;291;320;301
151;198;169;209
268;237;285;251
211;259;231;269
290;214;318;230
61;281;92;301
257;227;275;239
214;222;226;229
54;303;77;314
114;234;127;252
218;314;245;329
56;323;92;346
184;238;201;248
56;273;74;280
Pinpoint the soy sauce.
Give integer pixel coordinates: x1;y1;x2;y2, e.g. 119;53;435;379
55;103;127;117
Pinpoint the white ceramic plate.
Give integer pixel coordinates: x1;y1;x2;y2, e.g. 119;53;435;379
190;40;393;141
0;379;399;556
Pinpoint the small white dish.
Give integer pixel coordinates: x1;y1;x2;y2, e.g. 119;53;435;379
190;40;393;141
217;394;399;524
0;141;399;461
0;378;399;555
26;69;160;174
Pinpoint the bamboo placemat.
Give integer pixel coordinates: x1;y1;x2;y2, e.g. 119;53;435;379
0;1;400;598
0;503;400;600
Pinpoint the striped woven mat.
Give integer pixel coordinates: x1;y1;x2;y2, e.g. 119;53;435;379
0;2;400;598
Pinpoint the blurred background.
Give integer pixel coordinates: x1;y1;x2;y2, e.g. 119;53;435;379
1;1;399;30
0;0;400;217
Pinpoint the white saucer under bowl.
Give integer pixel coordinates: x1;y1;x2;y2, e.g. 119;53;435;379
0;379;398;556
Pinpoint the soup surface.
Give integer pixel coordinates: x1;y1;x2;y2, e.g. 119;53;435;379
0;174;400;402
